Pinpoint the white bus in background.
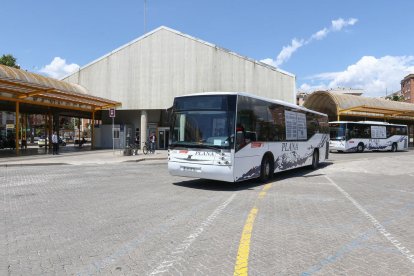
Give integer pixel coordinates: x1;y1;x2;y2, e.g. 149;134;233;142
329;121;408;153
168;92;330;183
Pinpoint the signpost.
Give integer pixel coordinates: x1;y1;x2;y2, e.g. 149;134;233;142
109;108;116;153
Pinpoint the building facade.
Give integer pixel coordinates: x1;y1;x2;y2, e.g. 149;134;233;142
401;74;414;103
63;26;296;149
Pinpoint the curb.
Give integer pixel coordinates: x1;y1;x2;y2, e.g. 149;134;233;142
123;157;167;163
0;158;167;167
0;163;70;167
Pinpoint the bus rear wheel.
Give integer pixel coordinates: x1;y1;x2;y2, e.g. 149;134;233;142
311;150;319;170
260;155;274;183
391;143;398;152
357;143;364;153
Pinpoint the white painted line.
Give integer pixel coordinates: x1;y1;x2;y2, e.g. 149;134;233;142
324;175;414;265
150;193;237;275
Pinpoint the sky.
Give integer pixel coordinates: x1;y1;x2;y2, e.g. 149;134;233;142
2;0;414;98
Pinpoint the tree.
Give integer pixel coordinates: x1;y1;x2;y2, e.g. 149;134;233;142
391;95;404;102
0;54;20;69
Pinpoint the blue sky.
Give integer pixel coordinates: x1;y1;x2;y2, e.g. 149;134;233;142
2;0;414;97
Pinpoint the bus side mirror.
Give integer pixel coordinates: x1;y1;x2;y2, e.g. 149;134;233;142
236;131;244;142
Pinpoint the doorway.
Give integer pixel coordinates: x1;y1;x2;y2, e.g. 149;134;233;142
158;128;170;149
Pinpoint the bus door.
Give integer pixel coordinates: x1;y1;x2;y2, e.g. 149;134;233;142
158;128;170;149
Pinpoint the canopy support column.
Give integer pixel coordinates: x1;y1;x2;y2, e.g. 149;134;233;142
91;111;95;149
78;118;81;147
48;112;53;151
15;101;20;154
140;110;147;150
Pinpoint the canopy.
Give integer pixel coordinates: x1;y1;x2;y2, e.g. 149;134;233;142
0;64;121;112
304;91;414;121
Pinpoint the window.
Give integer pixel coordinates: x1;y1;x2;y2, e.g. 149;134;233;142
306;113;318;139
170;95;236;150
330;123;346;140
268;104;285;141
236;96;270;147
347;124;370;139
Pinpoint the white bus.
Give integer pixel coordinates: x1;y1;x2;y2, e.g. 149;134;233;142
329;121;408;153
168;92;330;182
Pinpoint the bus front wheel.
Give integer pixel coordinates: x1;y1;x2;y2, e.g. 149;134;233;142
260;155;274;183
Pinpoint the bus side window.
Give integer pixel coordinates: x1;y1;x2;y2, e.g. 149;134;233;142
236;125;246;150
386;126;391;138
236;130;246;150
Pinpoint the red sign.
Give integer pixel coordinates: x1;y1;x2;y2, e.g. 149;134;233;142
251;142;263;148
109;108;116;118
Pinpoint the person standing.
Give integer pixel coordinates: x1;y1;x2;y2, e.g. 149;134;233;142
52;131;59;155
149;132;156;153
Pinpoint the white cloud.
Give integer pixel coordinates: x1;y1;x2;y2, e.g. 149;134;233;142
274;38;305;67
300;55;414;97
331;18;358;31
39;57;79;79
262;17;358;67
311;28;329;40
260;58;276;66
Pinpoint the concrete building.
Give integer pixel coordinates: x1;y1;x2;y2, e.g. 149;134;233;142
63;26;296;149
401;74;414;103
296;91;309;106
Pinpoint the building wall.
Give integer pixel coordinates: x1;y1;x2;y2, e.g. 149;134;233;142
63;27;295;109
401;74;414;103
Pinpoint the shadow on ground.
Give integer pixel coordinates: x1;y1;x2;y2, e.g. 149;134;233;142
173;162;333;191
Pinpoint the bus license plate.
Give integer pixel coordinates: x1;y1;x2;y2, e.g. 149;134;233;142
181;166;200;172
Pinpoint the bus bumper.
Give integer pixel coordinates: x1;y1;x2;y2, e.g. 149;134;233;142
168;161;234;182
329;140;346;152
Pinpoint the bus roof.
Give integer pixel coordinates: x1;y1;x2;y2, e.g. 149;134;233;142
175;92;327;117
329;121;407;127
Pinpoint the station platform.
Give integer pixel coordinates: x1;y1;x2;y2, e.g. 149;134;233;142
0;145;168;166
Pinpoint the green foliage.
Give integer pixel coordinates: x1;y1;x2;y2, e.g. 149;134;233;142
390;95;404;102
0;54;20;69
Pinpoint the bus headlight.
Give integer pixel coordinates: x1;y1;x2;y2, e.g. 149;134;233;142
217;150;231;165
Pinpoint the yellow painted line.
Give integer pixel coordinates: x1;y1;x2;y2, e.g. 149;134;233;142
234;207;258;276
234;183;272;276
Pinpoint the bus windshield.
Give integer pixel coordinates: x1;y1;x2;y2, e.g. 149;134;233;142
330;123;346;140
170;95;236;149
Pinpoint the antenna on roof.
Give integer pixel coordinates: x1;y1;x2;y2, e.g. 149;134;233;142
143;0;147;33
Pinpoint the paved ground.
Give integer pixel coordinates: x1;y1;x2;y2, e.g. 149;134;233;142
1;150;414;275
0;148;168;166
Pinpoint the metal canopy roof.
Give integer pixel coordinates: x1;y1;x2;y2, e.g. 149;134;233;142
0;64;121;112
304;91;414;120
